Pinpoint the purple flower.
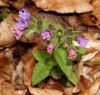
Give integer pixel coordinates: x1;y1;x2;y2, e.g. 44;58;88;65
47;43;54;54
77;36;88;47
17;18;28;30
19;8;30;21
68;49;77;60
41;30;52;41
13;29;23;40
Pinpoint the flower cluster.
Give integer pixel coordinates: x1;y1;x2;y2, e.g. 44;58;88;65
41;29;54;54
40;29;88;59
13;8;91;86
13;8;30;40
13;8;89;60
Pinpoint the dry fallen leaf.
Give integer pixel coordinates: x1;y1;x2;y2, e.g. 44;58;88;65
64;86;80;94
38;78;64;91
0;14;16;49
12;61;25;90
29;87;63;95
79;0;100;29
0;49;14;83
92;0;100;23
33;0;93;13
91;51;100;61
22;49;36;87
82;51;99;62
78;75;92;93
0;82;25;95
0;0;8;6
79;13;99;27
82;77;100;95
9;0;26;10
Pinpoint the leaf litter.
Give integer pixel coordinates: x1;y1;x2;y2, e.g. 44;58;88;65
0;0;100;95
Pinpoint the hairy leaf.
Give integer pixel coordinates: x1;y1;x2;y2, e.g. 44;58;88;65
32;50;51;61
54;48;73;81
32;59;55;85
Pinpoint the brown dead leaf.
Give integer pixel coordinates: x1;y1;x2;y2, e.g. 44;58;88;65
33;0;93;13
38;78;64;92
20;48;36;87
0;0;8;6
29;87;63;95
12;61;25;90
92;0;100;23
64;86;80;94
79;13;99;27
81;51;99;62
91;51;100;61
78;76;92;93
9;0;26;10
88;65;100;77
82;77;100;95
23;57;35;87
0;82;25;95
0;14;16;49
78;0;100;28
0;50;14;83
85;51;100;66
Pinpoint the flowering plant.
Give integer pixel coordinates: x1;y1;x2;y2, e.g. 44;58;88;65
13;8;88;86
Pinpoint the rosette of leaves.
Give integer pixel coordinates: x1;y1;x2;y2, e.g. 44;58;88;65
20;13;87;86
24;16;87;86
32;47;87;86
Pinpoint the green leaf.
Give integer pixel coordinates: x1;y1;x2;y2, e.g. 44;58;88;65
43;19;50;29
24;28;35;38
32;59;55;86
51;36;58;47
76;46;87;55
71;32;80;40
36;22;43;32
64;28;73;36
32;50;51;61
55;24;64;31
0;8;8;21
50;67;63;79
59;37;65;47
67;72;78;85
54;48;73;77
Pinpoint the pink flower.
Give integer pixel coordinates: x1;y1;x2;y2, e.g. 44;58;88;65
13;29;23;40
17;18;28;30
68;49;77;60
19;8;30;21
41;30;52;41
77;36;88;47
47;43;54;54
